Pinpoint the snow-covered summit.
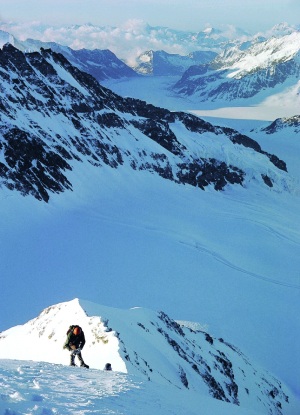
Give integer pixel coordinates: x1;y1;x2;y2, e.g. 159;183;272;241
220;31;300;77
261;22;300;38
261;114;300;134
0;298;299;415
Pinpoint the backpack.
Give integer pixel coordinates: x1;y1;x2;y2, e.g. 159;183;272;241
104;363;112;371
67;325;81;335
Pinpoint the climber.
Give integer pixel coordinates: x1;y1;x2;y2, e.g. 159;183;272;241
63;325;89;368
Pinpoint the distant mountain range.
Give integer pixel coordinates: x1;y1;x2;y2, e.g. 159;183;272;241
173;31;300;103
1;23;300;107
1;21;299;63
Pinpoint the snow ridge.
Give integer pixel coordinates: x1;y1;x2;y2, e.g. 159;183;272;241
0;298;298;415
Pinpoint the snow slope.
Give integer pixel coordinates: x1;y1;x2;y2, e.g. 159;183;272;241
1;150;299;397
1;359;282;415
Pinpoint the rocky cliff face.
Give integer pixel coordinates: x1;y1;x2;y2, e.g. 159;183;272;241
0;44;292;202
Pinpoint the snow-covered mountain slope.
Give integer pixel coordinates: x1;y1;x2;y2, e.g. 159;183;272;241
19;38;138;81
173;32;300;103
134;50;217;75
247;115;300;184
0;298;299;415
215;115;300;185
0;43;293;203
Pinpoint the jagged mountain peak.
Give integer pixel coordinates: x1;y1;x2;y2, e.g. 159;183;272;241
0;298;296;415
265;22;299;37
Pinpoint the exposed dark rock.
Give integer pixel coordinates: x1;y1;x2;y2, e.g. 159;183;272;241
178;365;189;388
177;159;244;191
262;174;273;187
2;128;72;201
205;333;214;345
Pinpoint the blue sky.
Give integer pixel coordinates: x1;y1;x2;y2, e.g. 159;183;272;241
0;0;299;32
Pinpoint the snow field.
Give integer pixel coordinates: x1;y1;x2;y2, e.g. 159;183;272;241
1;359;276;415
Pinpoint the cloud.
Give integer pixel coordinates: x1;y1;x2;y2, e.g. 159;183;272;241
0;19;193;64
0;14;297;66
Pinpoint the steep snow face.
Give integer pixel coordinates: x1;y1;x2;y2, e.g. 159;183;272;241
173;32;300;103
0;299;298;415
0;44;294;203
248;115;300;185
